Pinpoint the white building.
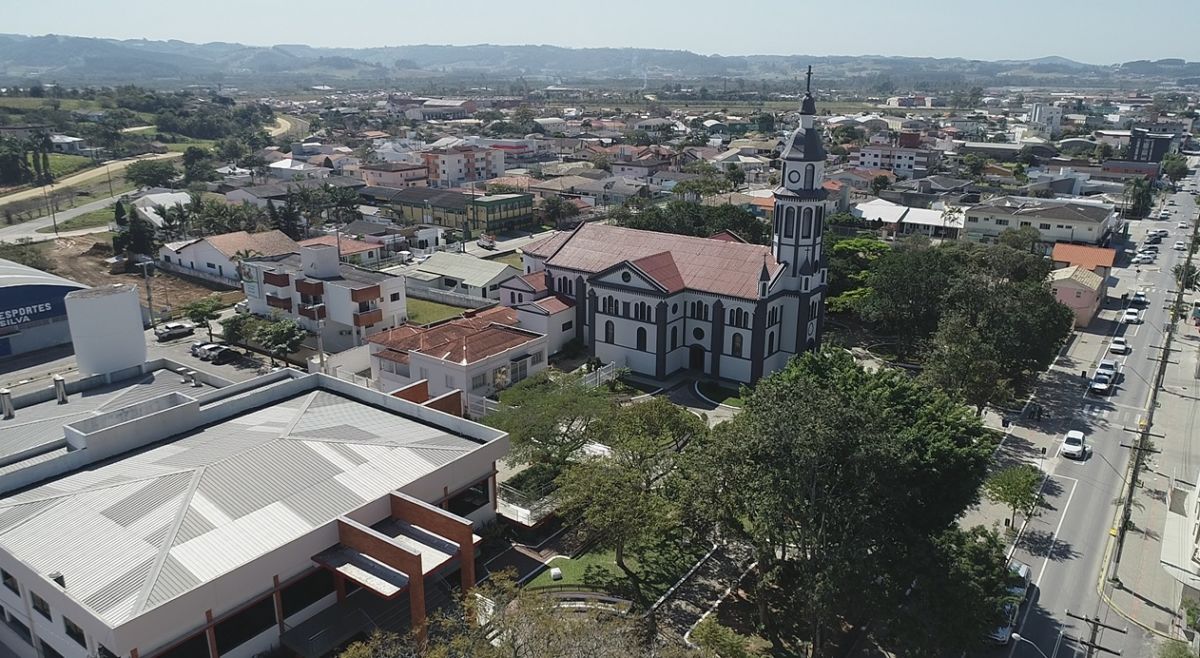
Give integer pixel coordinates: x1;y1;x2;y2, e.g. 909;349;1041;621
963;196;1120;249
1028;103;1063;138
405;252;520;301
0;366;506;658
241;244;407;352
498;272;575;355
158;230;300;285
850;144;939;179
367;307;547;397
516;70;830;384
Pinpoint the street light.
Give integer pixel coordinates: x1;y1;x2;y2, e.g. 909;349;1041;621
1010;633;1050;658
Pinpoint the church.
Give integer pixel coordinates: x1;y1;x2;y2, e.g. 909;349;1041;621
502;70;829;384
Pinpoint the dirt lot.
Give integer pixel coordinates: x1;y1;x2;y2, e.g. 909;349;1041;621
47;234;237;317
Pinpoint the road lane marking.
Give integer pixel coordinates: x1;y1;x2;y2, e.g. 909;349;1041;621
1008;474;1079;658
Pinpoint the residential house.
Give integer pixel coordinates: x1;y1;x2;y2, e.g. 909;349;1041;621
131;191;193;228
406;252;520;301
824;167;897;192
49;134;86;154
267;158;331;180
963;196;1119;249
611;159;670;180
852;198;962;239
359;162;429;188
157;229;299;285
1049;266;1104;327
299;235;387;267
368;307;547;397
1051;243;1116;295
225;176;366;208
242;244;407;352
710;148;771;181
498;273;576;355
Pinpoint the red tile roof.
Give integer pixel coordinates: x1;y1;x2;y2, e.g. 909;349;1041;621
368;309;535;365
299;235;379;256
1051;243;1116;271
516;272;548;293
631;252;685;293
523;224;781;300
532;295;575;314
204;230;299;259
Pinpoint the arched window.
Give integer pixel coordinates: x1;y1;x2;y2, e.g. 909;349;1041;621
802;207;813;239
774;214;781;234
815;207;824;237
731;333;743;357
636;327;647;351
804;164;815;189
604;321;614;343
784;207;795;238
671;326;678;349
768;331;775;354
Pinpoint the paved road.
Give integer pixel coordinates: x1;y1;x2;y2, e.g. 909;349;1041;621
0;152;180;205
0;194;124;243
979;179;1199;658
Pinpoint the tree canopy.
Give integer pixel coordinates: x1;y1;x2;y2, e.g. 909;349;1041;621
610;200;770;245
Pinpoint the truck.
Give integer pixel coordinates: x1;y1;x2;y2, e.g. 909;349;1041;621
476;234;496;250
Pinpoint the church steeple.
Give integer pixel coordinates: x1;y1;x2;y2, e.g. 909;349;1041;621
779;65;825;165
800;65;817;116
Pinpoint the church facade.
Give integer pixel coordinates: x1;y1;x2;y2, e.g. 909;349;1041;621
506;70;829;384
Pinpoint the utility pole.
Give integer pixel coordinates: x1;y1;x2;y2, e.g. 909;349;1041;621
1064;608;1126;656
105;165;114;199
136;261;156;328
42;185;59;236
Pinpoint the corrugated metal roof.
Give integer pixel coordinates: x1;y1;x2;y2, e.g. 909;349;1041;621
0;257;87;290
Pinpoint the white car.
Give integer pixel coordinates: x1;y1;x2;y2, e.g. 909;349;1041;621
1096;358;1120;379
1179;222;1191;230
1062;430;1086;460
1122;308;1142;324
1090;373;1114;395
1132;291;1148;305
1131;254;1153;265
1175;241;1189;251
1110;337;1130;354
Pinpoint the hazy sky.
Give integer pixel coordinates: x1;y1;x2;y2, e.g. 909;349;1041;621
4;0;1193;64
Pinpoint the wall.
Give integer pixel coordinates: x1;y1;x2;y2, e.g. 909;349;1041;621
162;241;237;282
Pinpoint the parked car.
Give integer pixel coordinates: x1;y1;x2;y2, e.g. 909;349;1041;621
1132;291;1148;305
1131;254;1153;265
1175;241;1188;251
1179;222;1191;230
1154;229;1171;238
210;346;242;365
1096;358;1120;379
1062;430;1086;460
1122;309;1142;324
988;602;1019;645
198;344;226;360
154;322;194;342
1009;561;1033;600
234;300;250;315
1110;337;1130;354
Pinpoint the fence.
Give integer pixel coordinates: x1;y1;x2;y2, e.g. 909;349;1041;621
464;393;507;420
405;283;496;310
579;361;619;387
153;259;240;289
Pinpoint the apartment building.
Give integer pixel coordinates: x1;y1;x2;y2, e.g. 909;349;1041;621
241;244;407;352
358;162;429;188
962;196;1119;250
850;144;939;179
359;187;534;234
419;146;505;189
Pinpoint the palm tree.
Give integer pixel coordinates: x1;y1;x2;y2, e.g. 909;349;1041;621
1123;177;1153;219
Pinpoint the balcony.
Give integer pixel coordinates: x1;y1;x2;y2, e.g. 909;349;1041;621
353;308;383;327
263;271;291;288
266;294;292;312
350;285;381;303
296;279;324;296
298;303;326;321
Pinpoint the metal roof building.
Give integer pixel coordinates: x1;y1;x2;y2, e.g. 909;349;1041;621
0;369;507;658
0;258;87;361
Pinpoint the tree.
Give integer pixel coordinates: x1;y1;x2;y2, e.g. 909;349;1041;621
678;350;992;654
253;318;306;366
220;313;255;347
1158;641;1198;658
541;195;579;227
724;164;745;187
113;200;128;228
1162;153;1189;183
180;296;225;342
860;242;962;355
181;146;216;183
1124;177;1153;218
962;153;987;178
125;159;178;188
996;225;1041;252
1094;142;1113;161
922;314;1011;414
754;112;775;133
487;371;614;471
870;174;891;196
831;125;863;145
1174;262;1200;291
691;618;755;658
890;526;1015;656
125;212;158;256
984;465;1043;527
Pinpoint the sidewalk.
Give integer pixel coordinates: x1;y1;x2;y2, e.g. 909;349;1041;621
1103;320;1200;640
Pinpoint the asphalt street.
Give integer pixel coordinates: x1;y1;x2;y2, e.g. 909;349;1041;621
0;194;123;243
979;176;1200;658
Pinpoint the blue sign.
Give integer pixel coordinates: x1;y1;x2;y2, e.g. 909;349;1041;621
0;285;78;329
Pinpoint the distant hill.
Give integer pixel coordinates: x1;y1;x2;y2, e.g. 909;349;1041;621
0;34;1194;89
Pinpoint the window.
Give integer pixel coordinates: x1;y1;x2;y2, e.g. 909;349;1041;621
784;208;795;238
3;611;30;644
444;277;457;287
30;592;49;620
636;327;647;351
802;208;813;239
40;641;63;658
621;271;632;283
445;374;454;389
281;570;335;619
731;333;743;357
671;326;678;349
531;351;544;365
967;217;979;223
1019;221;1032;228
994;218;1009;226
1;570;16;595
622;301;630;317
471;373;487;390
804;164;815;189
1075;290;1082;298
63;616;86;647
561;321;573;331
671;303;678;314
205;262;216;270
693;327;705;341
446;480;490;517
214;597;276;654
390;292;401;302
604;321;615;343
768;332;776;354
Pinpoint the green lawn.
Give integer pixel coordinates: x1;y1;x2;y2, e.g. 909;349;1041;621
36;205;114;233
47;153;95;178
163;139;217;153
698;381;744;407
0;97;101;111
526;533;709;605
406;298;466;325
486;251;524;269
